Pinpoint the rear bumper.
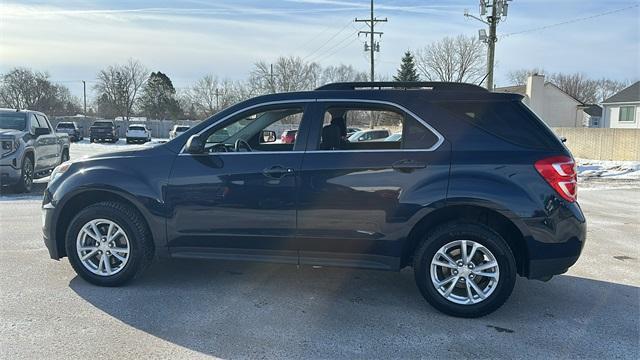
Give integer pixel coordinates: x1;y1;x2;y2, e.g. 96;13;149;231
91;133;117;139
524;201;587;280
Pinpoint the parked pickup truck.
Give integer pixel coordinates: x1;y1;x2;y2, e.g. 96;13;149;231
55;121;83;142
0;109;70;192
90;120;119;143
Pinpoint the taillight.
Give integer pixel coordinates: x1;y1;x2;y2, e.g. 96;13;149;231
535;156;577;202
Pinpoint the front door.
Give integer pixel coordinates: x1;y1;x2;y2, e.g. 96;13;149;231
165;102;312;263
297;100;451;270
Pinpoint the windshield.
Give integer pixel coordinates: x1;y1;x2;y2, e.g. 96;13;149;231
176;126;190;132
93;121;113;127
0;113;27;131
57;123;74;129
129;125;145;130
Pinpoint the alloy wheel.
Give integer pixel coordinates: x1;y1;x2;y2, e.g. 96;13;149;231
430;239;500;305
76;219;130;276
23;158;33;191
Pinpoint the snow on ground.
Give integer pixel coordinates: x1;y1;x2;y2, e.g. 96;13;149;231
576;158;640;180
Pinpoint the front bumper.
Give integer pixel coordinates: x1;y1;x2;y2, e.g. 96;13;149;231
42;191;60;259
0;159;21;186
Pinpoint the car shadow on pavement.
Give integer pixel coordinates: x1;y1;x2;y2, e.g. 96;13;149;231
0;182;46;199
69;259;639;358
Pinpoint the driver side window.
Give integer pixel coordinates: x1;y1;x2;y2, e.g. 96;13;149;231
205;106;305;152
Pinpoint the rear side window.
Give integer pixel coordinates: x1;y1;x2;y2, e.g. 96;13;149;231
438;101;560;149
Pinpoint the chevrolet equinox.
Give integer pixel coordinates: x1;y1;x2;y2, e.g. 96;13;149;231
42;82;586;317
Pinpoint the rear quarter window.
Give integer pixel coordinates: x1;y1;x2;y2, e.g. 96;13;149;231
437;101;561;149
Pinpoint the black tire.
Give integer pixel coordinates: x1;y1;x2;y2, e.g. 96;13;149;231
413;222;516;318
126;138;131;144
14;156;34;193
65;201;154;286
61;149;70;163
90;137;95;143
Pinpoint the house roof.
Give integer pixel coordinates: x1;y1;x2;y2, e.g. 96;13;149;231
582;104;602;117
494;84;526;96
494;82;584;105
602;81;640;104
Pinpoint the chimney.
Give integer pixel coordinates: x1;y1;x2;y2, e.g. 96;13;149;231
526;73;545;117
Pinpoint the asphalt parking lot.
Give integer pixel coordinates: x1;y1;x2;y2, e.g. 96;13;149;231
0;184;638;359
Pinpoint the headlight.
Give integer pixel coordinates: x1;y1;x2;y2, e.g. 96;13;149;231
50;161;72;183
1;139;19;156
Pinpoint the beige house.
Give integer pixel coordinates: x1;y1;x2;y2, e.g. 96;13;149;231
495;74;588;127
601;81;640;129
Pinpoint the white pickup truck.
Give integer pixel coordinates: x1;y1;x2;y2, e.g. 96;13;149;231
125;124;151;144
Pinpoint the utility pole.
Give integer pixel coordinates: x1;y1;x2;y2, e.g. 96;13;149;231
214;88;220;110
269;63;275;93
465;0;511;90
356;0;387;82
82;80;87;116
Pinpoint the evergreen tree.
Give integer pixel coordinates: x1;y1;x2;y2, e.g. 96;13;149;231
139;71;182;120
394;51;420;82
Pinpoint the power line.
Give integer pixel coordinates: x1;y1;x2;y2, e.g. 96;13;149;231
503;4;639;38
314;26;366;63
301;19;355;61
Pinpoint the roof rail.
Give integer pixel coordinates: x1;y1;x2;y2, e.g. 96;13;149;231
316;81;488;92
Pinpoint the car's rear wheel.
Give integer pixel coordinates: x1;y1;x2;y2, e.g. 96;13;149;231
413;222;516;318
65;201;154;286
14;156;34;193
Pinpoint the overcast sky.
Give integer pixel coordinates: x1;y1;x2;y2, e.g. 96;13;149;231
1;0;639;98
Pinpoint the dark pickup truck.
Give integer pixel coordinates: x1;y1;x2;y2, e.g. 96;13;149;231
89;120;119;143
0;109;70;192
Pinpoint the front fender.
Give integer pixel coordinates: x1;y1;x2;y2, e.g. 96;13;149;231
47;148;177;254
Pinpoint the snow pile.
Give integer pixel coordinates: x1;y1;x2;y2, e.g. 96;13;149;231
577;159;640;180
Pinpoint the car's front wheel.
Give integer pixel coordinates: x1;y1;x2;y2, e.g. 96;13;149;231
14;156;34;193
65;201;154;286
413;222;516;318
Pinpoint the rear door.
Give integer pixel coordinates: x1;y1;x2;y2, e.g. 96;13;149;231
297;100;451;270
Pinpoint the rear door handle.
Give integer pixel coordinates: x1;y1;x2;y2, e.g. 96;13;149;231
262;165;294;179
392;160;426;172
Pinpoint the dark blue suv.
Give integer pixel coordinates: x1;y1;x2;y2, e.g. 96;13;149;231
42;82;586;317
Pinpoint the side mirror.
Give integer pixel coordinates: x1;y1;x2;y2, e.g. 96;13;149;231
185;134;205;154
261;130;277;143
34;127;51;137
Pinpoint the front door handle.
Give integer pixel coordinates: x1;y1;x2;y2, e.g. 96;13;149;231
392;159;426;172
262;165;294;179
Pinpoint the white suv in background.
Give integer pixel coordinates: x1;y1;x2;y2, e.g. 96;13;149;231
169;125;190;140
125;124;151;144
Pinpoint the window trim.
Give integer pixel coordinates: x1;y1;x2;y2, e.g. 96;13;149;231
619;106;636;123
180;98;444;155
307;99;444;153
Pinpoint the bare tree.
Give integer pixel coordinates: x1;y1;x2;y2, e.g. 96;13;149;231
94;59;148;120
506;69;634;104
0;67;80;115
320;64;368;85
415;35;486;83
184;75;253;118
506;68;546;85
596;78;632;103
250;56;321;94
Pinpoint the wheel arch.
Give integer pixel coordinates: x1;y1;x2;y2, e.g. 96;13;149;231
402;204;529;276
54;189;155;259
